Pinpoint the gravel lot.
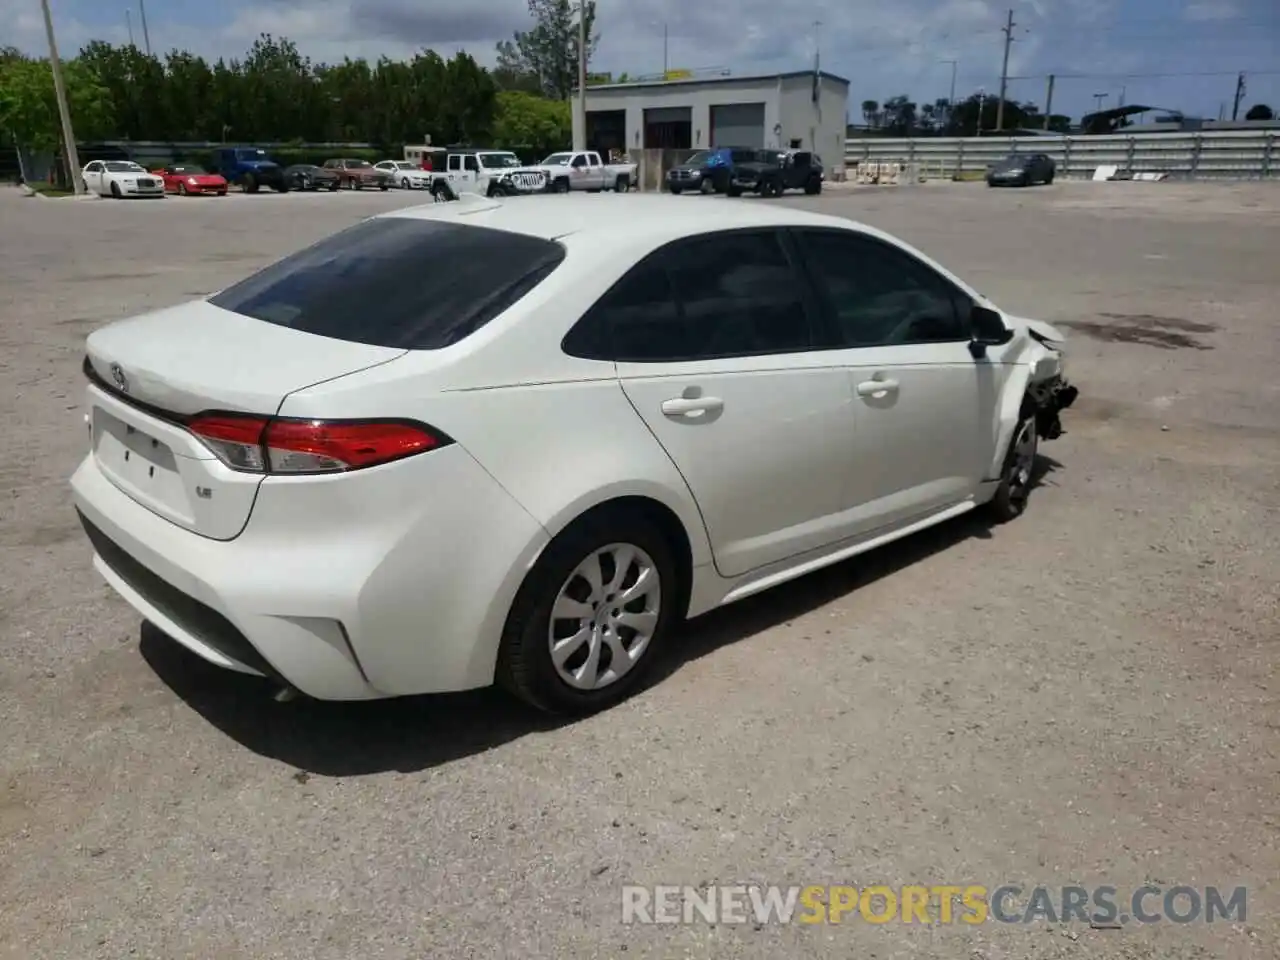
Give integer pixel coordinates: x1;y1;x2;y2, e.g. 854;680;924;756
2;180;1277;959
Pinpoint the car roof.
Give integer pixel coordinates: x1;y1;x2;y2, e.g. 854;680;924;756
378;193;873;246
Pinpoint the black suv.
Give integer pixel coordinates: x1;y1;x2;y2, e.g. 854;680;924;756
666;147;759;195
728;149;824;197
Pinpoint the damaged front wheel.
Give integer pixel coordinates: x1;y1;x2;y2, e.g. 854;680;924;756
988;414;1039;523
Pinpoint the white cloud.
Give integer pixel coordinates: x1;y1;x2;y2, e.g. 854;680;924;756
1182;1;1241;21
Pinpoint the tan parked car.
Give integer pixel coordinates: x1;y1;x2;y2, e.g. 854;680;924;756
322;158;390;191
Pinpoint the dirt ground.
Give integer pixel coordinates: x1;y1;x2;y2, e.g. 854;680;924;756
1;180;1276;960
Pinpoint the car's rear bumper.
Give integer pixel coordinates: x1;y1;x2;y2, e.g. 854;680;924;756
70;443;551;700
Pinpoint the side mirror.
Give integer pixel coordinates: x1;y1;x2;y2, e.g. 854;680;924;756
968;305;1013;358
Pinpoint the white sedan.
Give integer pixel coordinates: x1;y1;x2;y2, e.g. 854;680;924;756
70;195;1077;714
81;160;165;198
374;160;434;190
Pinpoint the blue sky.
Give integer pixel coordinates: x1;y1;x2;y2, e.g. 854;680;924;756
7;0;1278;121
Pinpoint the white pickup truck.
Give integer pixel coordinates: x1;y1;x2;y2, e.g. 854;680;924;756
535;151;637;193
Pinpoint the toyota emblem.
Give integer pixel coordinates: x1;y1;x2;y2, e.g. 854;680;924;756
109;362;128;393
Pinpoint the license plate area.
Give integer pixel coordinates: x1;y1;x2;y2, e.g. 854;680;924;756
92;406;195;524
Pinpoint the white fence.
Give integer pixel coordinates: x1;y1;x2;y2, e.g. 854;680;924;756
842;131;1278;180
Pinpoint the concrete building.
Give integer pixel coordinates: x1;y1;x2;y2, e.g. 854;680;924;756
573;70;851;168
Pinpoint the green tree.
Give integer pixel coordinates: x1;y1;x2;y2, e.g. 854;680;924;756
496;0;598;100
0;53;113;153
945;93;1036;135
437;53;497;144
1245;103;1273;121
859;99;879;128
880;94;917;134
492;90;570;153
79;41;166;139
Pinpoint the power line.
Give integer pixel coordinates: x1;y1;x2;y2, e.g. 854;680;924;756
1004;69;1280;80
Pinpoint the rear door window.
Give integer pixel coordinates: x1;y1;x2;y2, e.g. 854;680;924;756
565;229;813;362
209;218;565;350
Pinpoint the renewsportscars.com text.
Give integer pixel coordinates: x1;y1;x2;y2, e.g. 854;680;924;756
621;884;1247;926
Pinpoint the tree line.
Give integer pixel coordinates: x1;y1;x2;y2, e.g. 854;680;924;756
862;94;1276;136
860;95;1072;136
0;0;597;160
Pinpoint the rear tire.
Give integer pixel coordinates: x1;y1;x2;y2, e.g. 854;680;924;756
804;175;821;195
497;510;680;715
614;174;630;192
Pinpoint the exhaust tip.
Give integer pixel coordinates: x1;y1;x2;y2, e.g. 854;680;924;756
272;685;299;703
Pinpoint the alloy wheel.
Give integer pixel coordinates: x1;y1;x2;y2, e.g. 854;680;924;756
547;543;661;691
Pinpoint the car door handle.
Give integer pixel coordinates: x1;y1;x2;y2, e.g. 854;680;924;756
661;396;724;417
856;378;900;397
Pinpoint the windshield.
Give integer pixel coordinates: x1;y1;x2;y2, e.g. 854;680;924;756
393;161;417;170
236;150;268;160
479;152;521;169
349;160;373;168
684;151;713;166
172;165;206;174
994;155;1029;170
104;161;143;172
541;153;572;166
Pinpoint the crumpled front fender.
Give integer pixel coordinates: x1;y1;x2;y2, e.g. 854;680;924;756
984;319;1073;479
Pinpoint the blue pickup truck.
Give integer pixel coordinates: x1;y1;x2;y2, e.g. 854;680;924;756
213;146;289;193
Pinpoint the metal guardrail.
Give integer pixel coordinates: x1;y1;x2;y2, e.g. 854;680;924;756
842;131;1278;180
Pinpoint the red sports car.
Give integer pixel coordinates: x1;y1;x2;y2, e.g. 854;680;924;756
151;164;228;196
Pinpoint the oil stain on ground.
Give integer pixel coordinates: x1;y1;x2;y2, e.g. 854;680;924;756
1060;312;1217;349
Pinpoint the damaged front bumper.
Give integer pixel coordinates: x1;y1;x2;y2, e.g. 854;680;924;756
1028;375;1079;440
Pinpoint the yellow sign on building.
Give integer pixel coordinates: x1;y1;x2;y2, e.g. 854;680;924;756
663;69;693;80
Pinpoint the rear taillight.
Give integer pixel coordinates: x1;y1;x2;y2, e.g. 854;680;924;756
186;413;451;475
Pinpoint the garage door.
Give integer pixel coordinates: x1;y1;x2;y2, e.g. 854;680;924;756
710;103;766;149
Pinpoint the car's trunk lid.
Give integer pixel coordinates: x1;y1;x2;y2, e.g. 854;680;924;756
84;300;406;540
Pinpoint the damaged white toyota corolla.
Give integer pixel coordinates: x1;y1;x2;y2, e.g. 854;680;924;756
70;194;1077;714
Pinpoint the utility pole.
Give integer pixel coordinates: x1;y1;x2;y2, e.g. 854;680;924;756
138;0;151;56
1043;74;1055;130
994;8;1016;132
663;23;668;76
125;7;134;47
573;0;587;151
39;0;84;194
937;59;958;130
1231;72;1246;121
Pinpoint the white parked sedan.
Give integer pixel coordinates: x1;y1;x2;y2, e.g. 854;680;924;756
374;160;434;190
70;195;1077;714
81;160;165;198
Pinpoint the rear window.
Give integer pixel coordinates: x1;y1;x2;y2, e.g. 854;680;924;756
208;217;566;350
